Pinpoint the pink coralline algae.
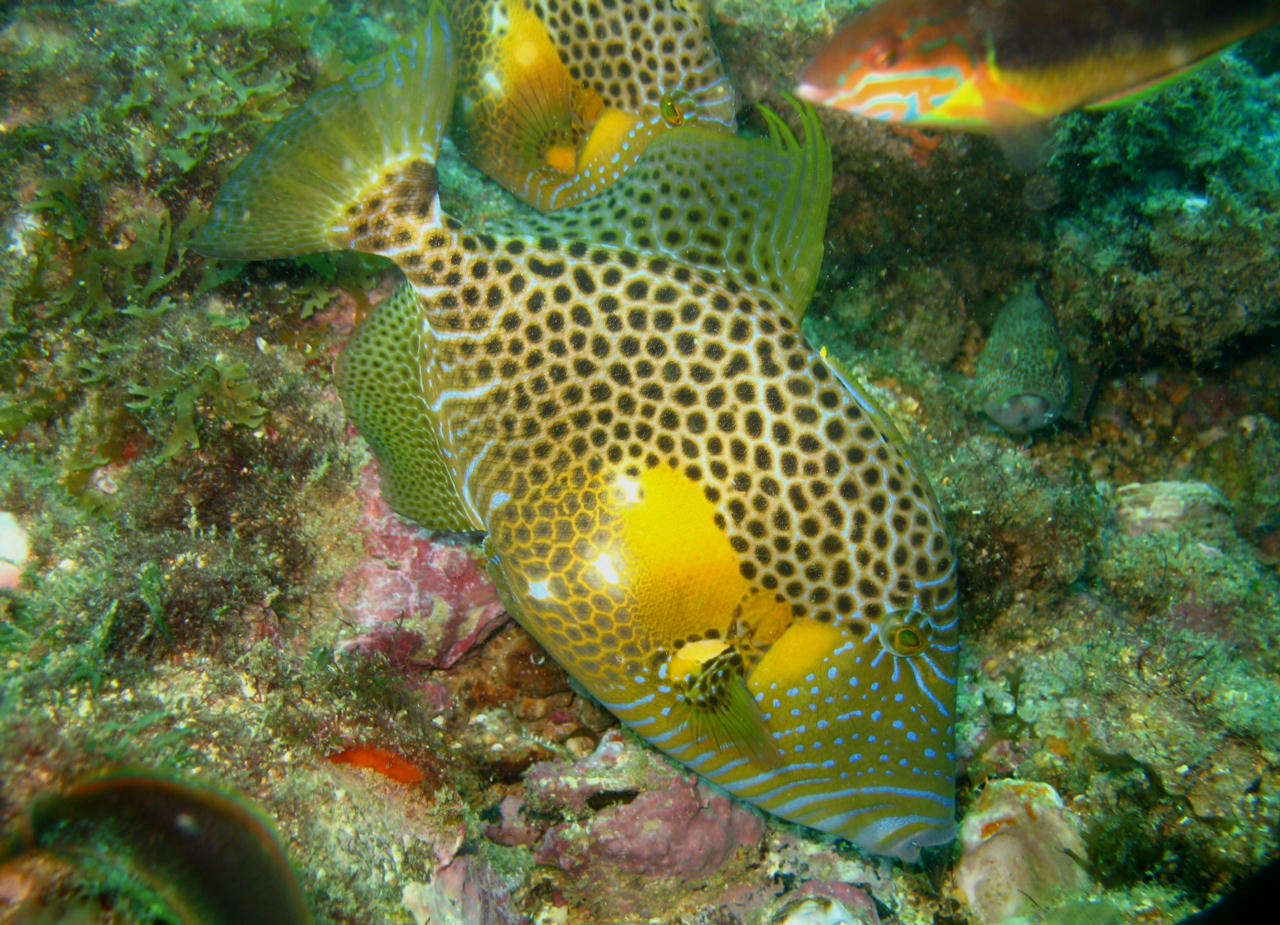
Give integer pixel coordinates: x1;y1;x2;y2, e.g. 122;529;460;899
537;784;761;878
493;730;765;879
338;464;506;669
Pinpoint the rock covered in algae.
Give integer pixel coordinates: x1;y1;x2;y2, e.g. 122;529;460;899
973;283;1074;434
952;779;1091;924
765;889;880;925
492;730;765;888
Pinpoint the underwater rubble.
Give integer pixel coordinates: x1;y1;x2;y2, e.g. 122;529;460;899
2;0;1279;923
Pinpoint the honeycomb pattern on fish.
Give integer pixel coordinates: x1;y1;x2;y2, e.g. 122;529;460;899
527;0;729;113
194;3;959;861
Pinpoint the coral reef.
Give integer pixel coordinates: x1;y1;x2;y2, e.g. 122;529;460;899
2;0;1279;923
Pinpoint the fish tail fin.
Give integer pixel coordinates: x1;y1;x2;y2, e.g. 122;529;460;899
193;3;457;260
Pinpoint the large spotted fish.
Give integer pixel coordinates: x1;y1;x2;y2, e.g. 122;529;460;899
194;3;960;861
448;0;735;209
797;0;1280;133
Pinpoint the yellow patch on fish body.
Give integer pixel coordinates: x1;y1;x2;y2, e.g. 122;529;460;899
194;3;958;861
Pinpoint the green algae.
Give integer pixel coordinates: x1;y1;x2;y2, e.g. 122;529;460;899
1045;53;1280;366
2;0;1280;921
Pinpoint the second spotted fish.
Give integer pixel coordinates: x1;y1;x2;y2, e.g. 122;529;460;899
195;3;959;861
448;0;735;209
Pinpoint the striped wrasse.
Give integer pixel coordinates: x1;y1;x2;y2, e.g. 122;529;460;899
797;0;1280;132
448;0;735;210
194;2;960;861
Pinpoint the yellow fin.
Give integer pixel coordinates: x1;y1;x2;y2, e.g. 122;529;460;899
194;4;456;260
337;283;480;532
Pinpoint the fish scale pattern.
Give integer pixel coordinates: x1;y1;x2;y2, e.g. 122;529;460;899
350;200;959;856
527;0;732;113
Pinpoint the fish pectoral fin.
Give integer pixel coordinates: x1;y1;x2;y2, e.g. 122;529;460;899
989;120;1054;171
193;3;457;260
337;283;481;532
686;671;783;770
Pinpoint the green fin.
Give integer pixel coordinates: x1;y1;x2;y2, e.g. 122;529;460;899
504;98;832;321
685;661;782;770
193;4;457;260
337;282;480;532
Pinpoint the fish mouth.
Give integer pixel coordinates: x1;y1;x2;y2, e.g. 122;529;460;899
794;81;829;104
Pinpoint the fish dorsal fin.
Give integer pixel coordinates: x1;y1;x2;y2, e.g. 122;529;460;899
448;0;734;210
1083;53;1219;110
337;282;480;532
503;99;832;322
194;4;457;260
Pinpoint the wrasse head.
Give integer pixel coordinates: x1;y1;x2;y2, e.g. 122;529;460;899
797;1;982;127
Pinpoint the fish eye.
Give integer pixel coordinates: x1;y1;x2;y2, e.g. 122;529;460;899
892;626;925;654
868;39;900;69
880;611;930;656
660;96;685;126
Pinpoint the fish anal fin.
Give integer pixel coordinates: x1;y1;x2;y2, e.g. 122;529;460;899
337;282;479;533
990;120;1054;171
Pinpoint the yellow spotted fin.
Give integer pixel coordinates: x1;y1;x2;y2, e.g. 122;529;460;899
448;0;735;210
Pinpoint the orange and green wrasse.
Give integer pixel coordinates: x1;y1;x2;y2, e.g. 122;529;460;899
448;0;735;210
194;3;960;861
797;0;1280;132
